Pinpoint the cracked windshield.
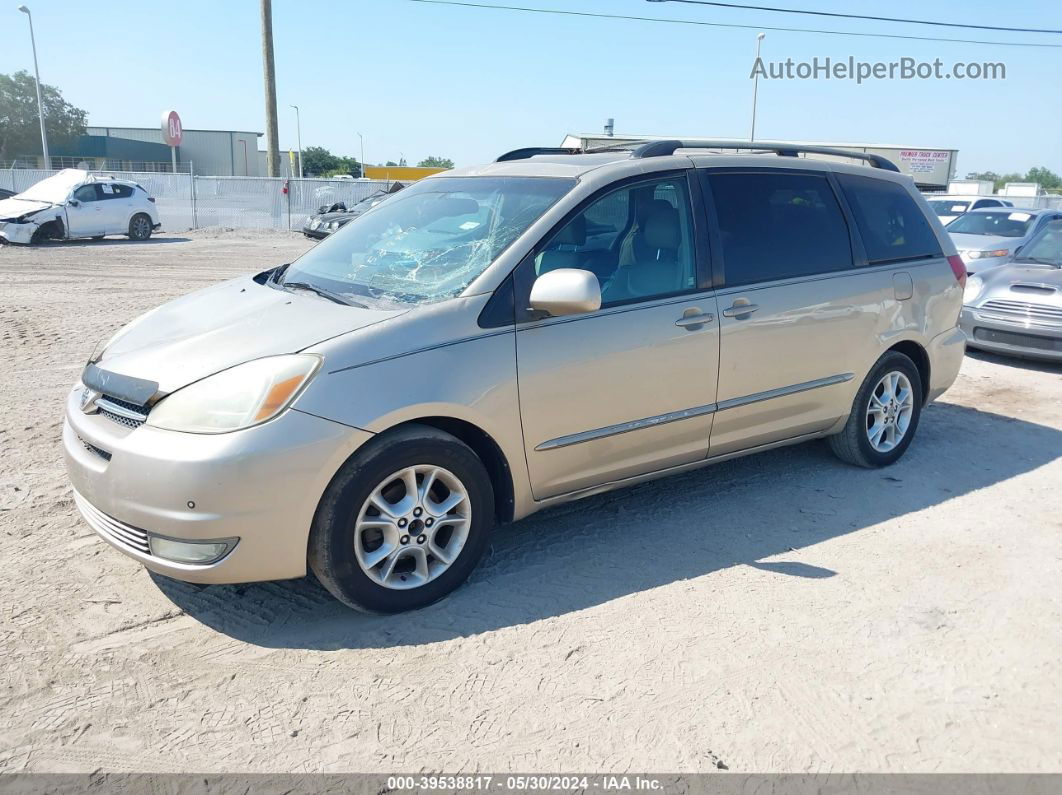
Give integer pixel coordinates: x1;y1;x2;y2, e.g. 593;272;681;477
280;176;574;307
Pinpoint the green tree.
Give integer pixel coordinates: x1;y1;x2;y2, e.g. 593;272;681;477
418;155;454;169
301;145;339;176
0;71;87;162
1025;166;1061;190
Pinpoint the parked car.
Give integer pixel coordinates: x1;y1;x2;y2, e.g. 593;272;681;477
947;207;1062;274
926;195;1012;225
64;140;966;613
0;169;160;244
302;184;404;240
961;217;1062;362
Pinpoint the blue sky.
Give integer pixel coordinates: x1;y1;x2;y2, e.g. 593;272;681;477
3;0;1060;175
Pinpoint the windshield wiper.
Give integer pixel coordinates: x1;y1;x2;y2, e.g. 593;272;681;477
282;280;368;308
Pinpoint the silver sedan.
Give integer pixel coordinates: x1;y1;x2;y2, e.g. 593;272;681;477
948;207;1062;274
961;218;1062;361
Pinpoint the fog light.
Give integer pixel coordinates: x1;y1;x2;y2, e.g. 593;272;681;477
147;534;237;564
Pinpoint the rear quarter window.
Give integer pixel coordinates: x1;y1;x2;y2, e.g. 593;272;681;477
838;175;942;264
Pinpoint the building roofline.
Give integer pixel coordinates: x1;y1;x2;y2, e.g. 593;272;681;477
564;133;956;153
87;126;264;136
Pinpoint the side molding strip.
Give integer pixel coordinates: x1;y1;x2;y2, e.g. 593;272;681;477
535;372;854;452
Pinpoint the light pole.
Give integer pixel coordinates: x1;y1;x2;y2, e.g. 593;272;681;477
289;104;303;178
357;132;364;178
750;32;765;142
17;5;50;168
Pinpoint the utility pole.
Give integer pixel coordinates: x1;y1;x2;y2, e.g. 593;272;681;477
260;0;280;177
17;5;50;168
357;132;365;178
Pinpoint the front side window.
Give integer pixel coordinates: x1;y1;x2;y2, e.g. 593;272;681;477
532;175;697;306
280;176;574;307
72;185;98;203
838;174;942;263
709;171;853;285
946;210;1035;238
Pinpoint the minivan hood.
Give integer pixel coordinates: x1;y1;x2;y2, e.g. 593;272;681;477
949;232;1019;252
96;275;403;394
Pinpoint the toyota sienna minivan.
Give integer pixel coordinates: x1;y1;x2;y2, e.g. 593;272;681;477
64;140;967;613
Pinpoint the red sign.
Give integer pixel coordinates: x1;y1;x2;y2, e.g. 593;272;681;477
161;110;183;147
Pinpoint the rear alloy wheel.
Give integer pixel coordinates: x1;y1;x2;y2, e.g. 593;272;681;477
309;425;494;613
128;214;153;241
827;351;923;468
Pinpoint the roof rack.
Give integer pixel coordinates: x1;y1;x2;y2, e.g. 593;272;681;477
494;140;900;172
629;139;900;172
495;147;581;162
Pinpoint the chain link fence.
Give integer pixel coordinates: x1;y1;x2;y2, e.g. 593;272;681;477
0;168;395;232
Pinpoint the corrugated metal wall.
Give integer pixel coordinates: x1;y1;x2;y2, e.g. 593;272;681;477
86;128;263;176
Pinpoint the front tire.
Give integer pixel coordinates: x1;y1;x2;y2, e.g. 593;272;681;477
827;351;923;468
308;424;494;613
128;214;153;241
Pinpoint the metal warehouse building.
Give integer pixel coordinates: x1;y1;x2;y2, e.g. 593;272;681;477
562;133;958;191
83;126;264;176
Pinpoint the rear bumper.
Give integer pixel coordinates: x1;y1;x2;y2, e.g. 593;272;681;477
926;326;967;403
63;384;373;583
960;308;1062;362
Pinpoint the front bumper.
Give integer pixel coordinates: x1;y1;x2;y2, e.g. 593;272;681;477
0;221;35;245
63;384;373;583
960;307;1062;362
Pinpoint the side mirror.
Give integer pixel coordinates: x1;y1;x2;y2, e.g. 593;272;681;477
68;199;80;207
529;268;601;317
316;205;328;214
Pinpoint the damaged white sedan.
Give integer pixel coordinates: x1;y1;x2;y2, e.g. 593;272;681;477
0;169;160;244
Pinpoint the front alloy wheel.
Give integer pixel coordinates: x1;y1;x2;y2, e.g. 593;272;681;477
354;465;471;590
309;424;494;613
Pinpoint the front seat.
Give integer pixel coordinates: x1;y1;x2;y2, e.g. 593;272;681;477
536;215;587;274
604;205;685;301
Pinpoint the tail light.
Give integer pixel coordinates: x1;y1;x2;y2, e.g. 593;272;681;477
947;254;967;287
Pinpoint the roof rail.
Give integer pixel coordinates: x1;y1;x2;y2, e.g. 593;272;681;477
630;139;900;172
495;147;581;162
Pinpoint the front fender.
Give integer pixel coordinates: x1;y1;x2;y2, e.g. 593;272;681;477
292;330;535;515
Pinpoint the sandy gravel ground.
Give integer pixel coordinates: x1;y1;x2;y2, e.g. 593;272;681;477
1;230;1060;774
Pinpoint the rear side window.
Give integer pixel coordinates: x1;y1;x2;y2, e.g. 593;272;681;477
837;175;942;264
708;171;853;286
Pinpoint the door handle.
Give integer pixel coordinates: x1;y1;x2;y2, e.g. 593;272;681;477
722;303;760;318
675;311;714;328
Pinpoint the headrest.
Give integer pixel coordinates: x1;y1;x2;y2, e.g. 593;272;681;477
644;206;680;250
553;214;586;247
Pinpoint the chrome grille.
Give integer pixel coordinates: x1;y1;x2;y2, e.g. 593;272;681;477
73;491;150;555
979;299;1062;327
96;395;149;428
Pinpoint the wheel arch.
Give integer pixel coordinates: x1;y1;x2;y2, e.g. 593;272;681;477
385;416;516;525
886;339;931;404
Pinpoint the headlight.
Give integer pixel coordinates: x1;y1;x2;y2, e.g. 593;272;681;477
963;275;984;304
968;249;1009;259
146;354;321;434
328;221;340;229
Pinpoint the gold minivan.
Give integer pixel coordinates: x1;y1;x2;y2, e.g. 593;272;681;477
64;140;967;613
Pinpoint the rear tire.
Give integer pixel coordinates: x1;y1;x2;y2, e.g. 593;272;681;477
128;214;153;241
308;424;494;613
827;351;923;468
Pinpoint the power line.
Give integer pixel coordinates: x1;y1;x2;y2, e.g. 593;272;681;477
647;0;1062;36
403;0;1062;48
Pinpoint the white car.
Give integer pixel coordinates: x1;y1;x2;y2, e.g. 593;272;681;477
925;195;1012;226
0;169;161;244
